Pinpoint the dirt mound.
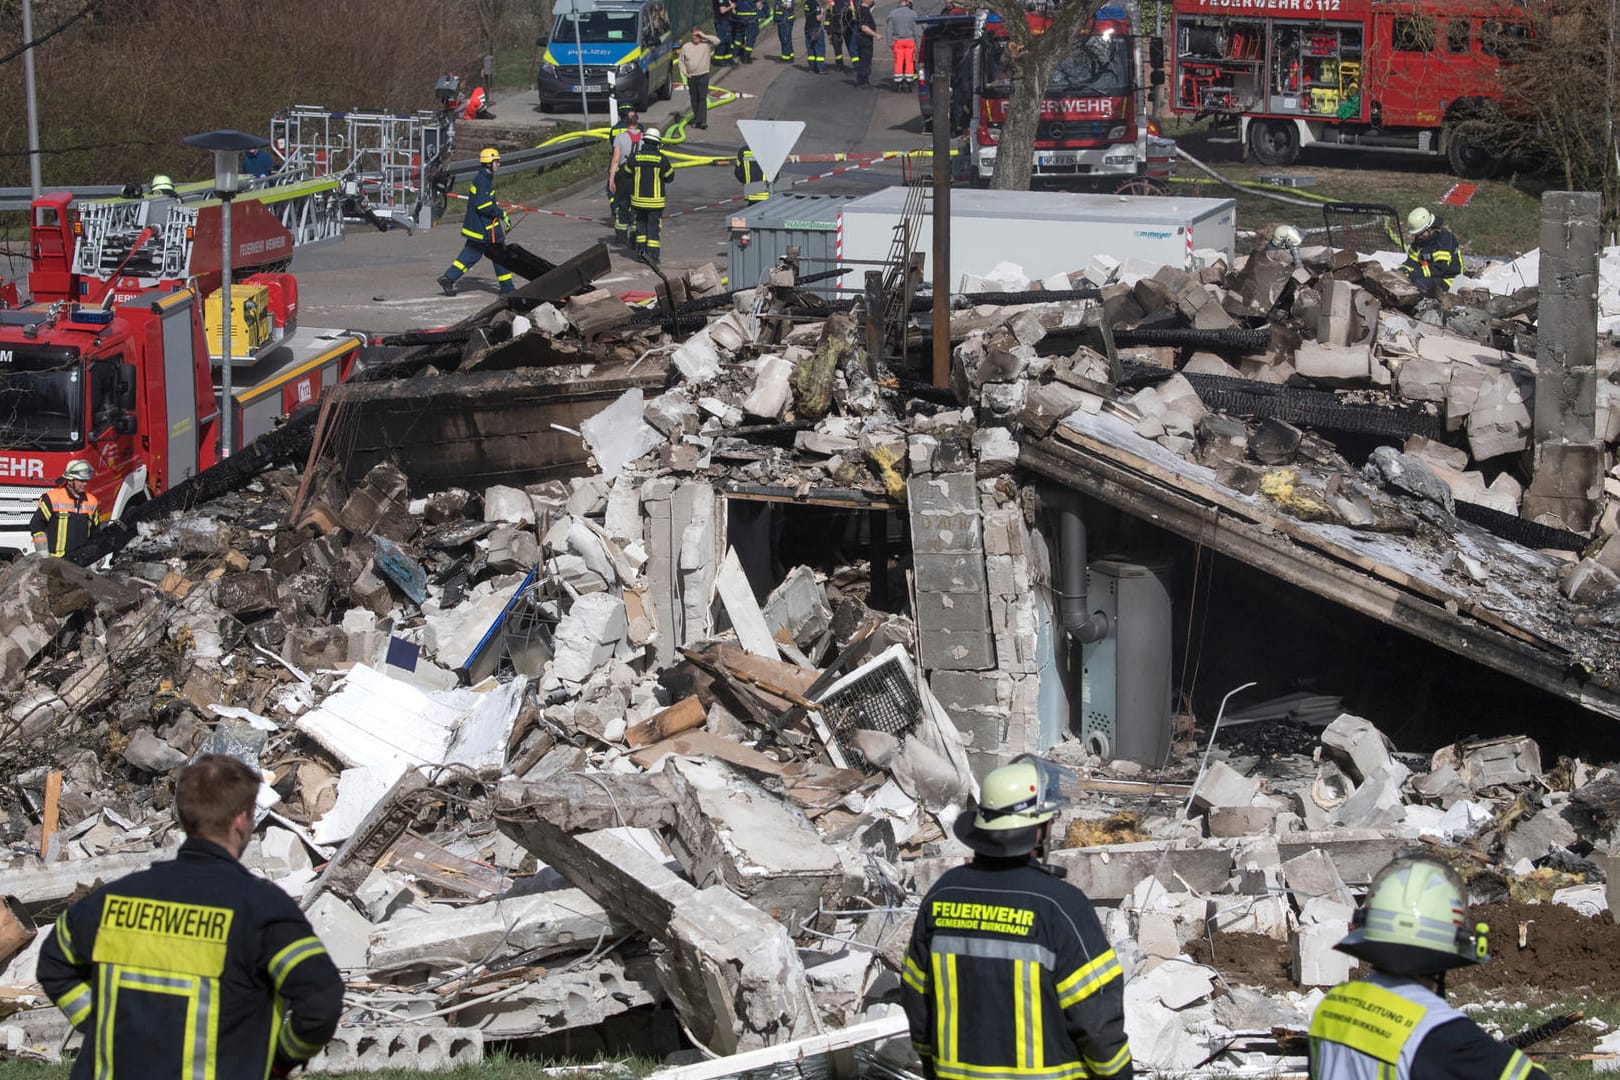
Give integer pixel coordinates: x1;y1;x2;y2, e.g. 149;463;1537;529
1451;903;1620;998
1188;902;1620;999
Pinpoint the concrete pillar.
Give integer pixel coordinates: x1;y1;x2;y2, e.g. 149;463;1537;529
1524;191;1605;533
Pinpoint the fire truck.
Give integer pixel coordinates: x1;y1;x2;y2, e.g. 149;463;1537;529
1168;0;1528;176
919;4;1176;190
0;185;362;552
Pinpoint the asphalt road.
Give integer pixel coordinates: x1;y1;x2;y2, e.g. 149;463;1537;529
294;11;927;334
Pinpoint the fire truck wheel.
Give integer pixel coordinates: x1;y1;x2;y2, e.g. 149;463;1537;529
1247;120;1299;167
1445;121;1498;180
1114;176;1167;196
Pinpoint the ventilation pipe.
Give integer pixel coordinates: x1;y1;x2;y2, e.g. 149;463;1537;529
1055;491;1110;644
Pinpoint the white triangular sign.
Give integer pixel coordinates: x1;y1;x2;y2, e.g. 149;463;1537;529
737;120;805;185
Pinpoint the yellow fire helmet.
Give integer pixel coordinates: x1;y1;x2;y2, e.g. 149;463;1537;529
952;755;1076;857
1336;856;1488;976
479;147;501;165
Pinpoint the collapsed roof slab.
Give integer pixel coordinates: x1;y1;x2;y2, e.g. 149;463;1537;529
308;368;667;495
1020;412;1620;726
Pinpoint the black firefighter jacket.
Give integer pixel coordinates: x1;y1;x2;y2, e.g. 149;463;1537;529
38;837;344;1080
902;856;1133;1080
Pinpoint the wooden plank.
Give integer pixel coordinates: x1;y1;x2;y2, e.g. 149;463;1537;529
625;695;707;748
379;832;508;900
712;645;820;696
628;730;787;776
1078;777;1194;797
713;547;778;657
38;771;61;861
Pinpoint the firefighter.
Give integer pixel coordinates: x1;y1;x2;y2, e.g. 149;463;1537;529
630;127;676;265
885;0;918;83
735;147;769;204
30;460;100;558
1401;207;1463;296
438;147;515;296
734;0;761;62
802;0;826;73
773;0;796;61
853;0;879;86
714;0;737;65
37;755;345;1080
825;0;849;68
902;756;1134;1080
1309;856;1548;1080
149;174;176;198
608;108;643;247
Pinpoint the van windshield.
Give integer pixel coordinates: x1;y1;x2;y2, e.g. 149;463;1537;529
552;10;641;42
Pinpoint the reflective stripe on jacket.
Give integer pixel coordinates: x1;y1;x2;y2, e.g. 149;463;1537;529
37;838;345;1080
29;485;100;557
902;858;1133;1080
1309;972;1544;1080
1400;227;1462;291
631;149;676;209
735;150;769;201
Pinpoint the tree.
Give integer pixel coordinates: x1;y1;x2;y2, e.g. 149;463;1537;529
1485;0;1620;239
977;0;1105;190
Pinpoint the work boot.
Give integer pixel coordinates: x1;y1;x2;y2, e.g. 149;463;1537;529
437;274;457;296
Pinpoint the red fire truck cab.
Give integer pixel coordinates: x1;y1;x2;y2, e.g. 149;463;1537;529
921;4;1176;189
0;191;361;553
1169;0;1527;177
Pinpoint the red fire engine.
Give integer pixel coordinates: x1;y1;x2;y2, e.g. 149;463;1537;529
1169;0;1528;176
0;188;361;552
920;4;1176;189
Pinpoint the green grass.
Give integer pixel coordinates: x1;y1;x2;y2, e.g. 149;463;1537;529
1458;991;1620;1079
1156;116;1546;257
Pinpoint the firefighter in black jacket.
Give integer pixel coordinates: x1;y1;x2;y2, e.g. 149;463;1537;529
903;756;1133;1080
1401;207;1464;295
30;459;99;557
437;147;515;296
39;755;345;1080
630;128;676;265
735;147;769;203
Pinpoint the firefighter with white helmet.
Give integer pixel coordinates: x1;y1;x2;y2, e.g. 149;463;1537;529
629;128;675;266
149;175;176;197
1400;207;1463;295
902;756;1133;1080
30;460;100;558
1308;855;1547;1080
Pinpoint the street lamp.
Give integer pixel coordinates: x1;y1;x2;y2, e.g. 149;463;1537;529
183;129;269;460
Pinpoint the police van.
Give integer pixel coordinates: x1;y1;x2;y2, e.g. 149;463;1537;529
537;0;679;112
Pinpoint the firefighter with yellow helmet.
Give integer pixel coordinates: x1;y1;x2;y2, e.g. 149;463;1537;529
437;147;515;296
1309;855;1547;1080
902;756;1133;1080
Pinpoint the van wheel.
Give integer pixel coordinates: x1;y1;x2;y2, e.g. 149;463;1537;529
657;75;672;101
1445;120;1498;179
1248;120;1299;166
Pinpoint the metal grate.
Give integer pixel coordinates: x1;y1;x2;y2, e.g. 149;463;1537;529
813;652;923;770
1322;200;1402;256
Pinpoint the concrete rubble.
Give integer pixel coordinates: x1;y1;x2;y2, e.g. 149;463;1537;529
3;231;1620;1076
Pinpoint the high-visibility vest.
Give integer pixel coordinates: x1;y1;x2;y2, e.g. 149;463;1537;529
630;148;675;209
29;485;100;557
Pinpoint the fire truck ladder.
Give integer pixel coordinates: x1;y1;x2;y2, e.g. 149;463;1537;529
70;177;342;283
271;106;449;229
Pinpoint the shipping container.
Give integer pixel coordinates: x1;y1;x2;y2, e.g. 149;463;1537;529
727;194;857;300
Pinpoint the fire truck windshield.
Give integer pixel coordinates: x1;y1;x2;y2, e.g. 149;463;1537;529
984;32;1130;96
0;346;83;451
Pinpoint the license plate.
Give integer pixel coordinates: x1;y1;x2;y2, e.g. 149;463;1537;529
569;85;590;92
1038;153;1076;167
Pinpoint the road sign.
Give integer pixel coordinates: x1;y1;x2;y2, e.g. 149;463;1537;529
737;120;806;184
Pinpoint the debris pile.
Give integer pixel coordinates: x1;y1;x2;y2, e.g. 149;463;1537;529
1;229;1619;1075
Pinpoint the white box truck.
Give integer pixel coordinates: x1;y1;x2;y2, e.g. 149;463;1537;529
836;188;1236;292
